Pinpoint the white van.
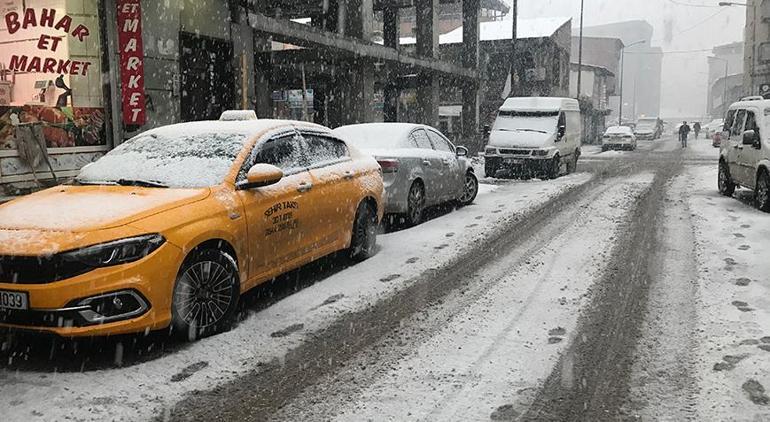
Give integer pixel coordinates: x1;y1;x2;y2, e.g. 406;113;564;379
718;98;770;212
484;97;582;179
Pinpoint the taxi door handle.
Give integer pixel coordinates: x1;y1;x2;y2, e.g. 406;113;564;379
297;182;313;193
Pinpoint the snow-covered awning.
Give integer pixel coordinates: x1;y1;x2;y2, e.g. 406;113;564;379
399;16;572;46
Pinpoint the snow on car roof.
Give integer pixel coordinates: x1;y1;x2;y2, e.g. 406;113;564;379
605;126;634;134
142;119;329;139
333;123;422;142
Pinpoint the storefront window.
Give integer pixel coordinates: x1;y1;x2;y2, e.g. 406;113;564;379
0;0;106;150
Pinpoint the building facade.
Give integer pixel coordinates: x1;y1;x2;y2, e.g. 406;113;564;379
743;1;770;97
576;21;663;122
707;42;744;118
437;17;573;135
570;63;614;143
0;0;485;195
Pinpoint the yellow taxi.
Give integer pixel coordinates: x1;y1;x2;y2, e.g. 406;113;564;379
0;114;383;339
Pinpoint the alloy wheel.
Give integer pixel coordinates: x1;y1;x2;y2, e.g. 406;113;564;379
174;260;235;329
459;173;478;204
408;183;425;225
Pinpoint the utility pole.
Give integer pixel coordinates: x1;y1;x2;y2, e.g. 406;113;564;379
510;0;517;97
576;0;584;98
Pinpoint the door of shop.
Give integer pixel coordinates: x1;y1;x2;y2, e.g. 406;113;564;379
180;33;234;122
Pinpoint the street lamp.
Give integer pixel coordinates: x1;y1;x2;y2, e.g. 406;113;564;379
618;39;647;126
720;1;753;93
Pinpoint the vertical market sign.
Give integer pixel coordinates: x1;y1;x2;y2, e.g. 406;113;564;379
116;0;146;126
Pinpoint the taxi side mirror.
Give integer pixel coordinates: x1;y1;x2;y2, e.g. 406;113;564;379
239;164;283;190
456;146;468;157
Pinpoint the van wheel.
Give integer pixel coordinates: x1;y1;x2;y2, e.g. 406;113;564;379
350;201;378;261
756;169;770;212
546;155;560;180
566;151;579;174
718;161;736;197
171;249;240;341
406;181;426;226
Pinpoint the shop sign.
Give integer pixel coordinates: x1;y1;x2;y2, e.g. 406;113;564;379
3;8;93;76
116;0;146;126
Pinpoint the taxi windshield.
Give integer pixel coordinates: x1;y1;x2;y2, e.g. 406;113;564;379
78;132;248;188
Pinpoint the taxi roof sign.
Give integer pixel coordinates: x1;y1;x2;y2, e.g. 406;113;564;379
220;110;258;121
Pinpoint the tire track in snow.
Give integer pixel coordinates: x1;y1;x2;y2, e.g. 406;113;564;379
268;174;655;422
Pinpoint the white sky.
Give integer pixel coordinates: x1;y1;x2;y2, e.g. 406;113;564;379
517;0;747;117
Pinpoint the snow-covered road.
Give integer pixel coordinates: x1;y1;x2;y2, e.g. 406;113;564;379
4;134;769;422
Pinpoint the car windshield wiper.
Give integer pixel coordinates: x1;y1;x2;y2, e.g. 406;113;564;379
515;128;548;134
116;179;168;188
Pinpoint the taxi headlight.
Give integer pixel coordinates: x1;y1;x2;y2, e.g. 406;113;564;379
485;147;498;155
532;149;549;156
62;234;165;268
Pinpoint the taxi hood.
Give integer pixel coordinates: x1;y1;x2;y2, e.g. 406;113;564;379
488;129;555;148
0;185;210;233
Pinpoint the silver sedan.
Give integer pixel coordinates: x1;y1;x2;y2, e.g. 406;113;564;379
333;123;478;226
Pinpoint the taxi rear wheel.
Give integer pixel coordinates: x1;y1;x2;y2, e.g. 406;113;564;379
171;249;240;341
350;201;378;261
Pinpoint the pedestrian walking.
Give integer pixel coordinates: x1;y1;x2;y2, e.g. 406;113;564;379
693;121;701;139
679;121;691;148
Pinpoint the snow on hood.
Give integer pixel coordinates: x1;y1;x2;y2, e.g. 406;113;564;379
488;130;554;148
0;185;209;232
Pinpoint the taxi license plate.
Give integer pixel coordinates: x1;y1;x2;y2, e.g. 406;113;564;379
0;290;28;310
505;158;524;165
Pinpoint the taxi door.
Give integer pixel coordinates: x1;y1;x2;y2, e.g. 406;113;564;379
302;132;359;253
236;132;314;282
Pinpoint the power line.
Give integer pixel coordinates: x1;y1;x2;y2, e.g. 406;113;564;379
666;0;721;7
677;7;729;35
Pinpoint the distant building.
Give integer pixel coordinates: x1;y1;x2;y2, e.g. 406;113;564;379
432;16;572;135
743;4;770;97
575;21;663;121
570;63;615;143
395;0;510;37
707;42;744;118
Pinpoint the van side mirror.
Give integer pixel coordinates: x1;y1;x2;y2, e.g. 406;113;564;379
483;125;491;136
743;130;759;146
456;146;468;157
238;164;283;190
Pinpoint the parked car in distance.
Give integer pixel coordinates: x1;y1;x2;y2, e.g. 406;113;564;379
484;97;582;179
0;114;384;340
705;118;724;139
602;126;638;151
718;99;770;212
634;117;663;140
333;123;478;226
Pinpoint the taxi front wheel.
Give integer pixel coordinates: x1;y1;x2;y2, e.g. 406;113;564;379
170;248;240;341
349;201;378;261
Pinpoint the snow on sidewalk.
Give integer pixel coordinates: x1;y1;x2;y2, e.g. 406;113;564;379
682;165;770;420
0;174;593;422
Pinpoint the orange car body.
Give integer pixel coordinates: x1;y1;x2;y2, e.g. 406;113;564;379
0;119;383;337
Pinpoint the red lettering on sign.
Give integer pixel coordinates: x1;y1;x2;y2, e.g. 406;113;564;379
117;0;146;126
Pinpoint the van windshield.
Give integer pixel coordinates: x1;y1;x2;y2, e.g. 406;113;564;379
493;110;559;134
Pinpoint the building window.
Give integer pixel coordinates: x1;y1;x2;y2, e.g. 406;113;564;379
0;1;106;151
762;0;770;21
760;42;770;63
